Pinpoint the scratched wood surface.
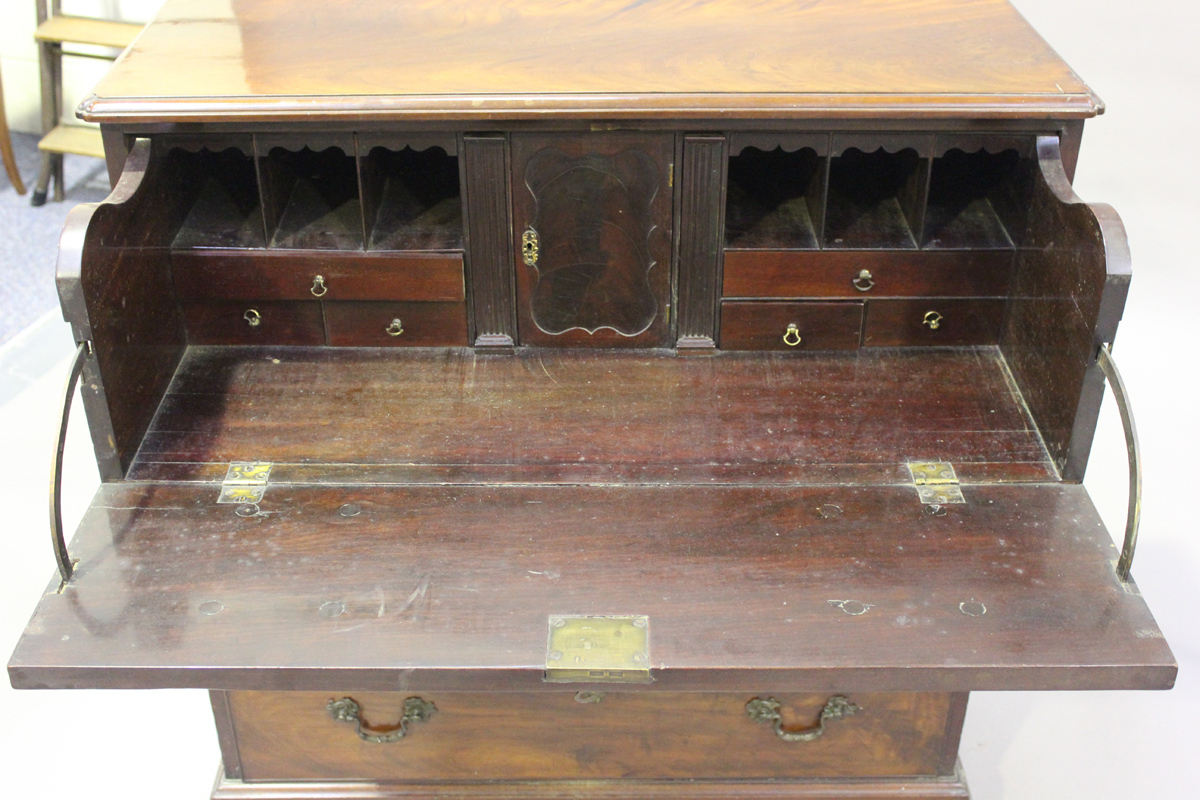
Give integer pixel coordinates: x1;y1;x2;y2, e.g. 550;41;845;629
230;691;953;780
8;481;1175;692
125;346;1056;485
81;0;1098;123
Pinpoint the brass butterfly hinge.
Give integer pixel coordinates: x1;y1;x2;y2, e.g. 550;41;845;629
907;461;965;505
217;461;273;504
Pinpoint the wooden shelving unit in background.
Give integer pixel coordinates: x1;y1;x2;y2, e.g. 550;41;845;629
31;0;142;205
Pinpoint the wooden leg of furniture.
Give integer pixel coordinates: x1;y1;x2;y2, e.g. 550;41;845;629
0;67;25;195
31;39;60;205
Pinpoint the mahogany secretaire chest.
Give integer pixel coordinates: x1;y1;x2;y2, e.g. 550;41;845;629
8;1;1176;798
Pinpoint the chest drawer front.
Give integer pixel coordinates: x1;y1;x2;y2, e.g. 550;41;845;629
183;301;325;345
171;251;465;303
722;250;1013;299
230;691;955;782
721;301;863;351
863;298;1006;347
324;301;468;346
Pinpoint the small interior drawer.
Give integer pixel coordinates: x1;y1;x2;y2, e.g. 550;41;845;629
863;298;1006;347
324;301;469;346
229;691;956;782
183;301;325;345
721;301;863;350
722;250;1013;299
171;251;465;303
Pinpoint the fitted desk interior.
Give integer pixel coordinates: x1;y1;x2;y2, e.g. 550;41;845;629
8;1;1175;798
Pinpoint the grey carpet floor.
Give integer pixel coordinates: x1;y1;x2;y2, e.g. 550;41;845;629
1;131;112;346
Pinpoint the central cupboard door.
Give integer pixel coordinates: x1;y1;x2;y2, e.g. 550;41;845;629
512;133;674;347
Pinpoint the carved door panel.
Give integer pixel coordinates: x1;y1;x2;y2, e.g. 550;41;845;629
512;133;674;347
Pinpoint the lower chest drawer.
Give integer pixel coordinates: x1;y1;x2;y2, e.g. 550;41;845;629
227;691;959;782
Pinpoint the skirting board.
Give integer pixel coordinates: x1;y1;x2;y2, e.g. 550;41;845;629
212;761;971;800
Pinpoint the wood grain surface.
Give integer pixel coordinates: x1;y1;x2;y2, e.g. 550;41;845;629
230;691;954;780
125;346;1055;484
8;481;1174;692
80;0;1099;123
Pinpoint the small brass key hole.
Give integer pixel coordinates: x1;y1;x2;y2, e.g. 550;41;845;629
244;309;262;327
852;269;874;292
783;323;802;347
310;275;328;297
386;318;405;337
922;311;943;331
521;227;540;267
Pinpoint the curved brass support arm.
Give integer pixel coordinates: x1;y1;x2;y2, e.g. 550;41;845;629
327;697;437;744
49;342;89;584
1096;344;1141;582
745;696;860;742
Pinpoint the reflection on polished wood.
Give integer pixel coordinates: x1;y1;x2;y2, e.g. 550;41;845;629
82;0;1099;122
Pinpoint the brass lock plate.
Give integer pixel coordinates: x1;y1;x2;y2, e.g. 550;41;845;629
545;615;651;684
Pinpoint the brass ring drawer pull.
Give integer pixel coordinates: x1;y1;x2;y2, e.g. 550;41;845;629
782;323;802;347
922;310;943;330
310;275;328;297
244;308;262;327
327;696;437;744
852;269;874;291
745;696;860;742
386;318;405;337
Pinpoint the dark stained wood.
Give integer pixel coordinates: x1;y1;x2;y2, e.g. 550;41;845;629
324;301;468;347
723;250;1013;299
211;774;971;800
359;143;463;251
210;691;245;780
936;694;970;777
863;299;1006;347
676;135;725;350
127;347;1055;484
183;302;326;346
80;0;1100;124
730;133;830;158
725;145;827;250
169;144;266;249
512;133;674;347
825;144;929;250
66;139;187;477
721;302;863;351
171;251;465;303
7;481;1175;692
1000;137;1127;480
231;691;954;780
461;135;516;350
257;139;363;250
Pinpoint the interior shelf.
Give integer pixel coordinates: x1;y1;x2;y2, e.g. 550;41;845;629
363;145;463;251
129;345;1055;485
923;148;1024;249
263;146;363;250
825;147;925;249
724;146;824;249
171;147;265;249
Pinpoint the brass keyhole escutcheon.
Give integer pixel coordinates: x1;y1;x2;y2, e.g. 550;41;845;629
244;309;262;327
852;269;874;292
521;227;539;267
311;275;328;297
386;318;405;337
783;323;802;347
922;311;943;331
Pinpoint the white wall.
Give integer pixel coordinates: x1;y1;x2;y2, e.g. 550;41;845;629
1;0;164;134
